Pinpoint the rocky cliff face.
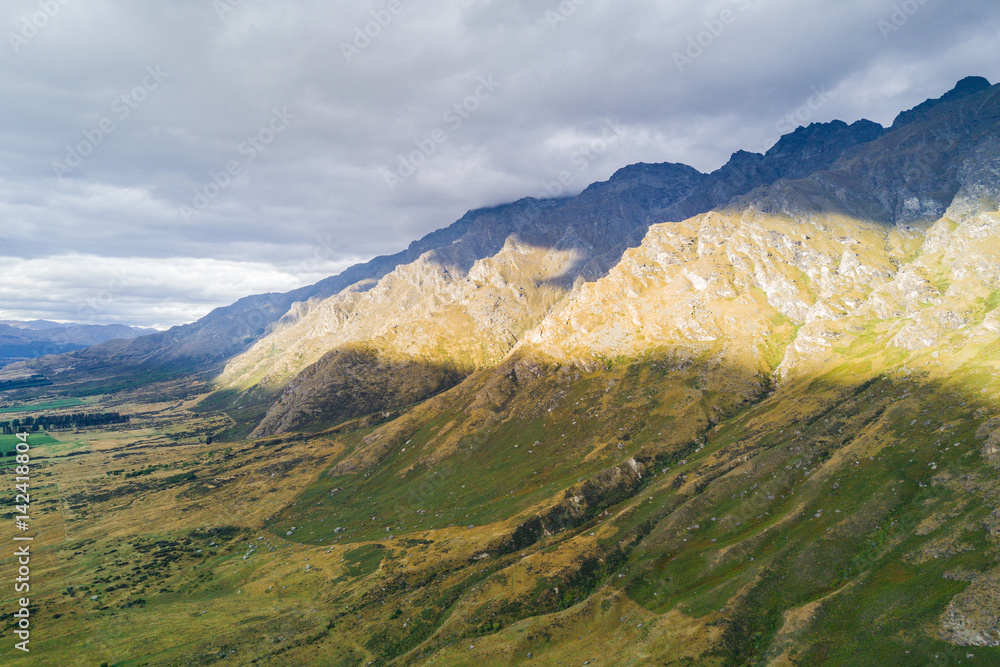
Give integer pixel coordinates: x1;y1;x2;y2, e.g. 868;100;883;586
329;77;1000;482
511;77;1000;376
225;116;889;437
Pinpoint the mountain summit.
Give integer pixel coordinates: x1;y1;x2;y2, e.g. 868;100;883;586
891;75;992;129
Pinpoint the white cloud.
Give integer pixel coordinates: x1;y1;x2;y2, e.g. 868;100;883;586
0;254;362;329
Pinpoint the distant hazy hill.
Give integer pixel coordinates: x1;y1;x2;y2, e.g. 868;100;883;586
0;320;155;367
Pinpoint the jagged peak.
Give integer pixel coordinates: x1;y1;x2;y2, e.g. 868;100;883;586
764;119;885;159
850;118;884;131
570;161;705;200
726;148;764;163
943;75;991;99
607;161;704;183
890;76;993;130
688;118;889;189
706;149;764;180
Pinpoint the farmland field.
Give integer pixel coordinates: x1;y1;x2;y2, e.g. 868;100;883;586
0;397;86;414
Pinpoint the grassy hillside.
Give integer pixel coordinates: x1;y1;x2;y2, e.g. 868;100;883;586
3;319;1000;665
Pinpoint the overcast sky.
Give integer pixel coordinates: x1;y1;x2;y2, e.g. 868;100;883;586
1;0;998;329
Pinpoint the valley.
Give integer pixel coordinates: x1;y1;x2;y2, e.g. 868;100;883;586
3;317;1000;665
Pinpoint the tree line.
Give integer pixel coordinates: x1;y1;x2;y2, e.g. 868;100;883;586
0;412;130;434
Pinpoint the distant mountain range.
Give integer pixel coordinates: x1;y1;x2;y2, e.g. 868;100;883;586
0;320;155;367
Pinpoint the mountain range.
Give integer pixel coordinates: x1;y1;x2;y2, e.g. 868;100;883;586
3;76;1000;664
0;320;153;368
13;78;994;436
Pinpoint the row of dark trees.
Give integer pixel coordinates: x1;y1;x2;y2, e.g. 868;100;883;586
0;412;130;434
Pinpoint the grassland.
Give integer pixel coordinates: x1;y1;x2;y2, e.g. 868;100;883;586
1;329;999;665
0;397;86;414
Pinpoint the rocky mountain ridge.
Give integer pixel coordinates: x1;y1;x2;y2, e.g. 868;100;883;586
224;112;891;437
232;79;994;438
330;76;1000;478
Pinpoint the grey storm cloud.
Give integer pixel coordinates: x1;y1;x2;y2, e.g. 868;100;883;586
1;0;999;328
